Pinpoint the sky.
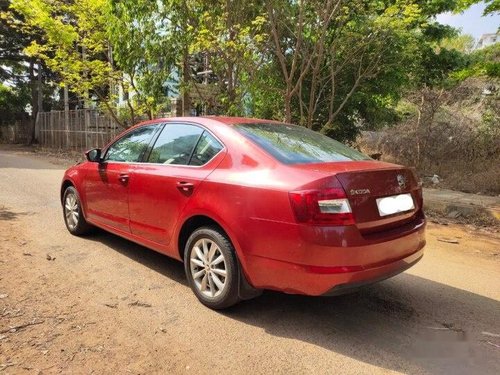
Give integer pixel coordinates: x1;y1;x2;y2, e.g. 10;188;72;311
436;2;499;39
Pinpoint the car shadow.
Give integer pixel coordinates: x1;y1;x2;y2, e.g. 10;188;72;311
84;228;187;286
81;229;499;374
225;275;500;374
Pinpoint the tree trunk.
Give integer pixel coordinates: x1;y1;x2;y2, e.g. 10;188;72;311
37;60;43;113
284;93;292;123
29;60;37;145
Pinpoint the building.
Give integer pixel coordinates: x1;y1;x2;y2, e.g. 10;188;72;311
476;32;499;49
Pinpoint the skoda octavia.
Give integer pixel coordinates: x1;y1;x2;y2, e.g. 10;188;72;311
61;117;426;309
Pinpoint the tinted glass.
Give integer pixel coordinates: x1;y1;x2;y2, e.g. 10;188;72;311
105;125;157;162
235;122;371;164
189;131;223;166
148;124;203;165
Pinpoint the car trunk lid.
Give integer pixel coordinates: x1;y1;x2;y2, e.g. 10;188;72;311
293;161;423;233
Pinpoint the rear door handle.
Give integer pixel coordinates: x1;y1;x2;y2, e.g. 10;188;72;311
176;181;194;193
118;173;129;183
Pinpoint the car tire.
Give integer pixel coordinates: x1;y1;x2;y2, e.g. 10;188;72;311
184;227;241;309
63;186;93;236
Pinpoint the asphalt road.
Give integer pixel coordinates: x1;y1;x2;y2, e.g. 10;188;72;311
1;146;499;374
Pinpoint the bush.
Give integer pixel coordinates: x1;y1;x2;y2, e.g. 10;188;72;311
357;79;500;195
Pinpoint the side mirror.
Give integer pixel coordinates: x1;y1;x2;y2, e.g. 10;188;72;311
85;148;102;163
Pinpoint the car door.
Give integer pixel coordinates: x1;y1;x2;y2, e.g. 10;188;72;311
84;124;159;233
128;123;225;247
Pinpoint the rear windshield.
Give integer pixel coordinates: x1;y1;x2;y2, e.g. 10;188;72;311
234;122;371;164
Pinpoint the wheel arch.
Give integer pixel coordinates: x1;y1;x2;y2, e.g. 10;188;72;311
60;176;88;220
60;179;75;204
177;214;237;262
176;213;261;300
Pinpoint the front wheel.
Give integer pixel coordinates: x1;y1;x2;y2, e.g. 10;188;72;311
184;227;241;309
63;186;93;236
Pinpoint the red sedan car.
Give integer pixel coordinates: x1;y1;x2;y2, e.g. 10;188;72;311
61;117;426;309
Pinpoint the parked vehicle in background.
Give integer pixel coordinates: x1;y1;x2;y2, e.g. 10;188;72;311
61;117;426;309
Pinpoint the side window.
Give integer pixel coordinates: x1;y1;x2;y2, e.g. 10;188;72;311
105;125;158;162
148;124;203;165
189;131;223;166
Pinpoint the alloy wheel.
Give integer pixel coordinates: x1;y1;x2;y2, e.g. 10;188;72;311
189;238;227;298
64;192;79;230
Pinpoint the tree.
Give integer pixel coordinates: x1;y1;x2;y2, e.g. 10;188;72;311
9;0;132;126
6;0;488;142
189;0;267;115
0;0;26;82
0;83;29;122
451;42;500;80
1;0;60;141
264;1;423;132
439;34;475;54
458;0;500;15
107;0;178;122
259;0;488;141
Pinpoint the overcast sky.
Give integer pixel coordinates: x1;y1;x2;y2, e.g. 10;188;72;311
436;2;499;39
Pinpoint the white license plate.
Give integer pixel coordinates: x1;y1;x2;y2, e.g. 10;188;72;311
376;193;415;217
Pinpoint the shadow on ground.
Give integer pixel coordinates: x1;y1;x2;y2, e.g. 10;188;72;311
0;207;30;221
84;228;187;286
82;229;500;375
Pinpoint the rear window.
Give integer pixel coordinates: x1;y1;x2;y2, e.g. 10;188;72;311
234;122;371;164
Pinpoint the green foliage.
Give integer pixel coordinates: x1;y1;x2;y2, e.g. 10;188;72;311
107;0;178;119
4;0;490;141
10;0;117;104
0;0;28;81
0;83;29;122
189;1;268;115
418;46;470;86
458;0;500;15
451;43;500;80
439;34;475;53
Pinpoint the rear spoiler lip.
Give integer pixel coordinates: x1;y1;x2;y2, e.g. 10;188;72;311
290;160;405;175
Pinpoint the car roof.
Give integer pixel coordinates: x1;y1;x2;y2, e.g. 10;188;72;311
200;116;283;125
132;116;283;129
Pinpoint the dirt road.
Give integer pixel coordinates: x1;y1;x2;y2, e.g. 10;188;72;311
1;146;499;374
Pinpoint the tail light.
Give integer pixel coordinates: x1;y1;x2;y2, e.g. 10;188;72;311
289;188;355;226
409;168;424;209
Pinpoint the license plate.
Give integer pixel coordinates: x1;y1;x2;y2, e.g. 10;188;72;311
376;193;415;217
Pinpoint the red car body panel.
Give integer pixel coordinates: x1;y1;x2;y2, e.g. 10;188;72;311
61;116;426;296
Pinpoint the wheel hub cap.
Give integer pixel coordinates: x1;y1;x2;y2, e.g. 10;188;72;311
189;238;227;298
64;193;79;230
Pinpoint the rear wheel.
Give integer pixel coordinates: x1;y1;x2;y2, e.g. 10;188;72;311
184;227;240;309
63;186;92;236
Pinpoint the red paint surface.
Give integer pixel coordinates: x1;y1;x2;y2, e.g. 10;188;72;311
62;117;426;295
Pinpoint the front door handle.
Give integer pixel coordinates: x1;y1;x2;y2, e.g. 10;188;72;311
118;173;129;184
176;181;194;193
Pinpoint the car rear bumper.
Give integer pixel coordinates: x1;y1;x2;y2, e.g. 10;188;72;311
241;215;426;296
321;250;423;296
